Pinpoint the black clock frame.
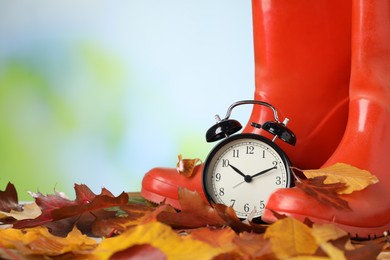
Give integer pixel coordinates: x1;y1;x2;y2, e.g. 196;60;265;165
202;133;294;219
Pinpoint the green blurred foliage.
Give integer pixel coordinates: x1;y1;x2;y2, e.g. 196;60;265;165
0;43;127;201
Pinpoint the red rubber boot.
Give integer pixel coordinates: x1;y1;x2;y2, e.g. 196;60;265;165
262;0;390;239
141;0;351;209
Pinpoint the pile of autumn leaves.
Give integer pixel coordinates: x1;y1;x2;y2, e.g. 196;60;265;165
0;163;388;259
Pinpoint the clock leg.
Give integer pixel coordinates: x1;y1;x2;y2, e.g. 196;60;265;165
263;0;390;239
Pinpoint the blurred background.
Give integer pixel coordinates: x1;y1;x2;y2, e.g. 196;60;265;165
0;1;254;201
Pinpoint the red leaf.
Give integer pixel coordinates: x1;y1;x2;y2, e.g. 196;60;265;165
156;188;267;233
295;176;351;211
110;244;166;260
13;184;129;236
91;203;160;237
0;182;22;213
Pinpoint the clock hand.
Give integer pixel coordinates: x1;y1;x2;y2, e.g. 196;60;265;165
232;165;277;189
250;165;277;179
232;180;246;189
228;163;246;178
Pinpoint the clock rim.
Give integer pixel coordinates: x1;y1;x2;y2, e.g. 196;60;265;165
202;133;293;218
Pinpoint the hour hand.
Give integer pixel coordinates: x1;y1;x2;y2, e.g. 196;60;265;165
228;164;246;178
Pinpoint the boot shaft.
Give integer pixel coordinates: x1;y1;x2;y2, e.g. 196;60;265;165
248;0;351;169
351;0;390;102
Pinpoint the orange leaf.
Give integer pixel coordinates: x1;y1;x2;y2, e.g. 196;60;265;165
176;154;201;177
233;232;275;259
92;203;169;237
157;188;225;229
188;226;236;249
0;226;96;256
302;163;379;194
93;221;227;259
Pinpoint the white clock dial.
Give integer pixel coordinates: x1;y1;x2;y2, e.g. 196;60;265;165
203;134;291;219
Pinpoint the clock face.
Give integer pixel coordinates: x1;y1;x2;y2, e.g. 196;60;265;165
203;134;292;219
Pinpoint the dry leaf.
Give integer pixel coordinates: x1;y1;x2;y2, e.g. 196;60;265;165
93;221;227;260
317;239;347;260
110;244;166;260
213;203;268;234
92;203;168;237
302;163;378;194
312;223;351;248
13;184;129;237
233;232;276;259
0;226;96;256
296;176;351;210
188;226;236;249
157;188;226;229
0;203;41;224
176;154;201;177
0;182;23;213
264;217;318;259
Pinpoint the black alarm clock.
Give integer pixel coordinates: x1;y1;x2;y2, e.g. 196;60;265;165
202;100;296;219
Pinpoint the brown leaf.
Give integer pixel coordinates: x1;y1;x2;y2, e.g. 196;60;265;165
302;163;379;194
176;154;201;177
233;232;276;259
13;184;129;237
213;203;268;234
0;182;22;213
91;203;166;237
187;227;236;248
295;176;351;211
156;190;269;234
346;243;383;260
157;188;225;229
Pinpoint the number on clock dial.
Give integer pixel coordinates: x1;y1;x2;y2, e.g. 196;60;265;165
209;139;288;218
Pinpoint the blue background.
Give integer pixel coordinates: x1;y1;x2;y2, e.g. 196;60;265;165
0;1;254;200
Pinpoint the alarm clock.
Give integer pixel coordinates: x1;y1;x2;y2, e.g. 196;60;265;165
202;100;296;220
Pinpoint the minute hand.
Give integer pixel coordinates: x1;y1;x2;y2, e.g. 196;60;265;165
250;165;277;179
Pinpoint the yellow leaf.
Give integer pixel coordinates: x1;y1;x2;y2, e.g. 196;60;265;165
0;226;96;256
312;223;352;259
288;257;331;260
93;221;227;259
0;227;26;248
302;163;378;194
311;223;349;244
318;242;346;260
264;218;318;259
